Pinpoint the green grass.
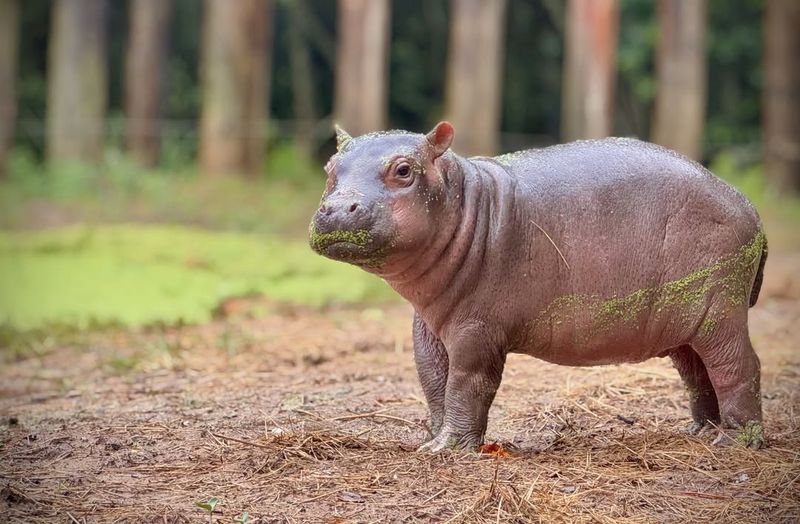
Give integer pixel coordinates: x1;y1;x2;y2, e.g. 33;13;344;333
710;151;800;222
0;224;395;331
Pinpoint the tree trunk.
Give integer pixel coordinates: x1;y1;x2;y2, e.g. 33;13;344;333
561;0;619;141
651;0;707;160
200;0;273;177
445;0;507;156
46;0;108;164
125;0;172;168
289;0;316;157
0;0;19;178
334;0;390;136
763;0;800;192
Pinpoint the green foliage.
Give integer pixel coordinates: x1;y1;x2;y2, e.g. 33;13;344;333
710;151;800;222
0;224;395;332
194;497;221;523
706;0;764;149
0;144;325;235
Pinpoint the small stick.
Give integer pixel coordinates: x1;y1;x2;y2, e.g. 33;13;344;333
332;409;389;421
67;513;81;524
530;219;570;270
420;488;446;505
678;491;732;501
299;488;341;504
211;432;272;450
293;408;329;421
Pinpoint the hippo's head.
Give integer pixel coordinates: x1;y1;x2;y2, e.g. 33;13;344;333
309;122;456;270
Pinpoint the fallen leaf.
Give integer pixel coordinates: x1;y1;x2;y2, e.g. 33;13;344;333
479;442;511;457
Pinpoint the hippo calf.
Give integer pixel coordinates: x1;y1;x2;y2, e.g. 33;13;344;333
309;122;768;451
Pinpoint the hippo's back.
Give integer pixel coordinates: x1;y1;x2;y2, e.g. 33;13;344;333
501;138;755;224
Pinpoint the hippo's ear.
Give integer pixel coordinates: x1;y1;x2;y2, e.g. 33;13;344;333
426;121;454;158
335;124;352;152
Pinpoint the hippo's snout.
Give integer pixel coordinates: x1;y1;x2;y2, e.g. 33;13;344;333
309;197;384;265
313;192;372;237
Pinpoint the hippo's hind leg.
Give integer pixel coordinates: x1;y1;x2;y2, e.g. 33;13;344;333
693;323;764;448
413;313;448;440
670;345;720;434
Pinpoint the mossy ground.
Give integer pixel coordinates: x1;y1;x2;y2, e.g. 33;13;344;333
0;224;395;332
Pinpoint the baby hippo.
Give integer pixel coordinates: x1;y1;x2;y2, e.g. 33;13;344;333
309;122;768;451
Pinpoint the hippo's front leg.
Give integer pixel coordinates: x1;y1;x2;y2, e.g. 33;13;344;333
413;313;448;438
418;331;506;453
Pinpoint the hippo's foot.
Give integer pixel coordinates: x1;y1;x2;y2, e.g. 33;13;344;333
417;430;482;454
712;421;765;449
680;420;710;435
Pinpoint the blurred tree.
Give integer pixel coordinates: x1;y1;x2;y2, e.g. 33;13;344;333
763;0;800;192
651;0;707;160
125;0;172;167
7;0;772;166
199;0;273;177
502;0;563;150
46;0;108;164
334;0;390;135
561;0;619;141
289;0;316;157
705;0;762;151
445;0;507;155
0;0;19;177
387;0;448;134
615;0;655;139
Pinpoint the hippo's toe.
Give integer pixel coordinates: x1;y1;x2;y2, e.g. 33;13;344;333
679;421;709;435
416;430;482;453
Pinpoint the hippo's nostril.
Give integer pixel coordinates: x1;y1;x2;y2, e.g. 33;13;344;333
319;204;331;215
348;203;359;213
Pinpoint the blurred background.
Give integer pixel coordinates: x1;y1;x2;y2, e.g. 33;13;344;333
0;0;798;333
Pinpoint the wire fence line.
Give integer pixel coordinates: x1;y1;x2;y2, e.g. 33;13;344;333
16;117;335;140
12;117;763;163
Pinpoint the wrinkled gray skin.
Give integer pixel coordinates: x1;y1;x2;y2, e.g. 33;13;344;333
310;123;767;452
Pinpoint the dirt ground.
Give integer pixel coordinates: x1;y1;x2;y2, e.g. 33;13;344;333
1;261;799;523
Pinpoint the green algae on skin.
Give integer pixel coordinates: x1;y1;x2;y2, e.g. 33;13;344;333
534;231;766;344
308;223;372;252
699;317;717;336
308;223;390;269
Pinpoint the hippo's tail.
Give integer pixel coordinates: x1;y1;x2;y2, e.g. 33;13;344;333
749;236;768;308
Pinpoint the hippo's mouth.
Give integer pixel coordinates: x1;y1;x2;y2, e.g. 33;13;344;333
324;240;372;259
309;226;387;267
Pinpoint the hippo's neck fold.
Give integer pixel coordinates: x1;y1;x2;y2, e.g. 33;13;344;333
382;157;496;336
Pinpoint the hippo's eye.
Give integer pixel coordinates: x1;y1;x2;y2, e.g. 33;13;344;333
395;162;412;179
